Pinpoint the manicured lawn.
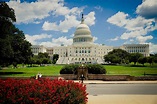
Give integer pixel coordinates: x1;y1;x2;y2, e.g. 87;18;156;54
0;65;63;77
0;64;157;77
105;65;157;76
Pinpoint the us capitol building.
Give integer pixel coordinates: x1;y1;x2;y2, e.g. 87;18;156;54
32;15;149;64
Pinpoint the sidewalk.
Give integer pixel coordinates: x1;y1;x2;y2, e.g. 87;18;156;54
76;80;157;104
74;80;157;84
88;95;157;104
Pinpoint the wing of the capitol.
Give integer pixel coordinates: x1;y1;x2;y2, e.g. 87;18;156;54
31;15;149;64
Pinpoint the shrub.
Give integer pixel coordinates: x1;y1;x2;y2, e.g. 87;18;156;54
60;64;79;74
86;64;107;74
60;64;107;74
0;78;88;104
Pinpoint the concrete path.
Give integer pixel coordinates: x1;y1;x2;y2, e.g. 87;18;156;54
74;80;157;104
74;80;157;84
88;95;157;104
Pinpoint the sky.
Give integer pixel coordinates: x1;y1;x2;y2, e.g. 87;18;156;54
4;0;157;53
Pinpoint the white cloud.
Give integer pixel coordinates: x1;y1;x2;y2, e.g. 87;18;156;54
107;10;157;53
40;36;73;47
7;0;84;24
53;5;84;16
7;0;62;24
136;35;153;44
42;11;96;32
109;36;119;41
84;12;96;26
7;0;96;33
149;43;157;54
25;33;52;45
42;15;80;32
107;11;156;43
26;33;72;47
107;11;128;27
136;0;157;19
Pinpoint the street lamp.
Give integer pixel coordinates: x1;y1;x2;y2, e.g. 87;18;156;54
80;64;84;83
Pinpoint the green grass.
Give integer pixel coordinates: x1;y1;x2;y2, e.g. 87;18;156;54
0;64;157;77
0;65;63;77
105;65;157;76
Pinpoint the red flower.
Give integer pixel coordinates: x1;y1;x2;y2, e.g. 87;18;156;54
0;78;88;104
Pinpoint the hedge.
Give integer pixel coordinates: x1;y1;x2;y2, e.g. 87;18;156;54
0;78;88;104
60;64;107;74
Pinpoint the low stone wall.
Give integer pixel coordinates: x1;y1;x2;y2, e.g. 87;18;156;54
1;74;157;81
135;76;157;81
59;74;157;81
59;74;134;81
88;74;134;81
60;74;77;80
104;75;134;81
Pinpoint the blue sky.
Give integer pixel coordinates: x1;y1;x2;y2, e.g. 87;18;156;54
5;0;157;53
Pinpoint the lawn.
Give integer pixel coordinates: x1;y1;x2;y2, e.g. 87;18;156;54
105;65;157;76
0;64;157;77
0;65;63;77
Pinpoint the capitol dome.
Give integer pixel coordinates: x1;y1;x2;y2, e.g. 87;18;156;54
73;14;93;44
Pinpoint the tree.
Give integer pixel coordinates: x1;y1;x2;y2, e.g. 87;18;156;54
153;54;157;63
104;49;130;64
0;2;16;66
38;52;50;59
42;58;52;64
11;28;32;67
138;57;147;66
147;56;154;66
52;54;59;64
129;53;143;65
30;53;52;66
0;2;32;67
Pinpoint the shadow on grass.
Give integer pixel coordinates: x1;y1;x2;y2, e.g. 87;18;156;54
143;74;157;76
128;65;147;67
123;65;157;68
0;72;24;75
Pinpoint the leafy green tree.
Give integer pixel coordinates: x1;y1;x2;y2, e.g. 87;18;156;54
0;2;16;66
129;53;143;65
153;54;157;63
36;59;42;65
30;53;52;65
11;28;32;67
42;58;52;64
38;52;50;59
52;54;59;64
147;56;154;66
138;57;147;66
0;2;32;67
104;49;130;64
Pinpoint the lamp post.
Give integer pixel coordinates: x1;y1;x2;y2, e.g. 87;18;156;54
81;64;84;83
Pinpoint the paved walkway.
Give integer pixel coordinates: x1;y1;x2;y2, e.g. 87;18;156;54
74;80;157;84
74;80;157;104
88;95;157;104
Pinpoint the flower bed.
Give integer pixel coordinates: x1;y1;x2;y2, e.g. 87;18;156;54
0;78;88;104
